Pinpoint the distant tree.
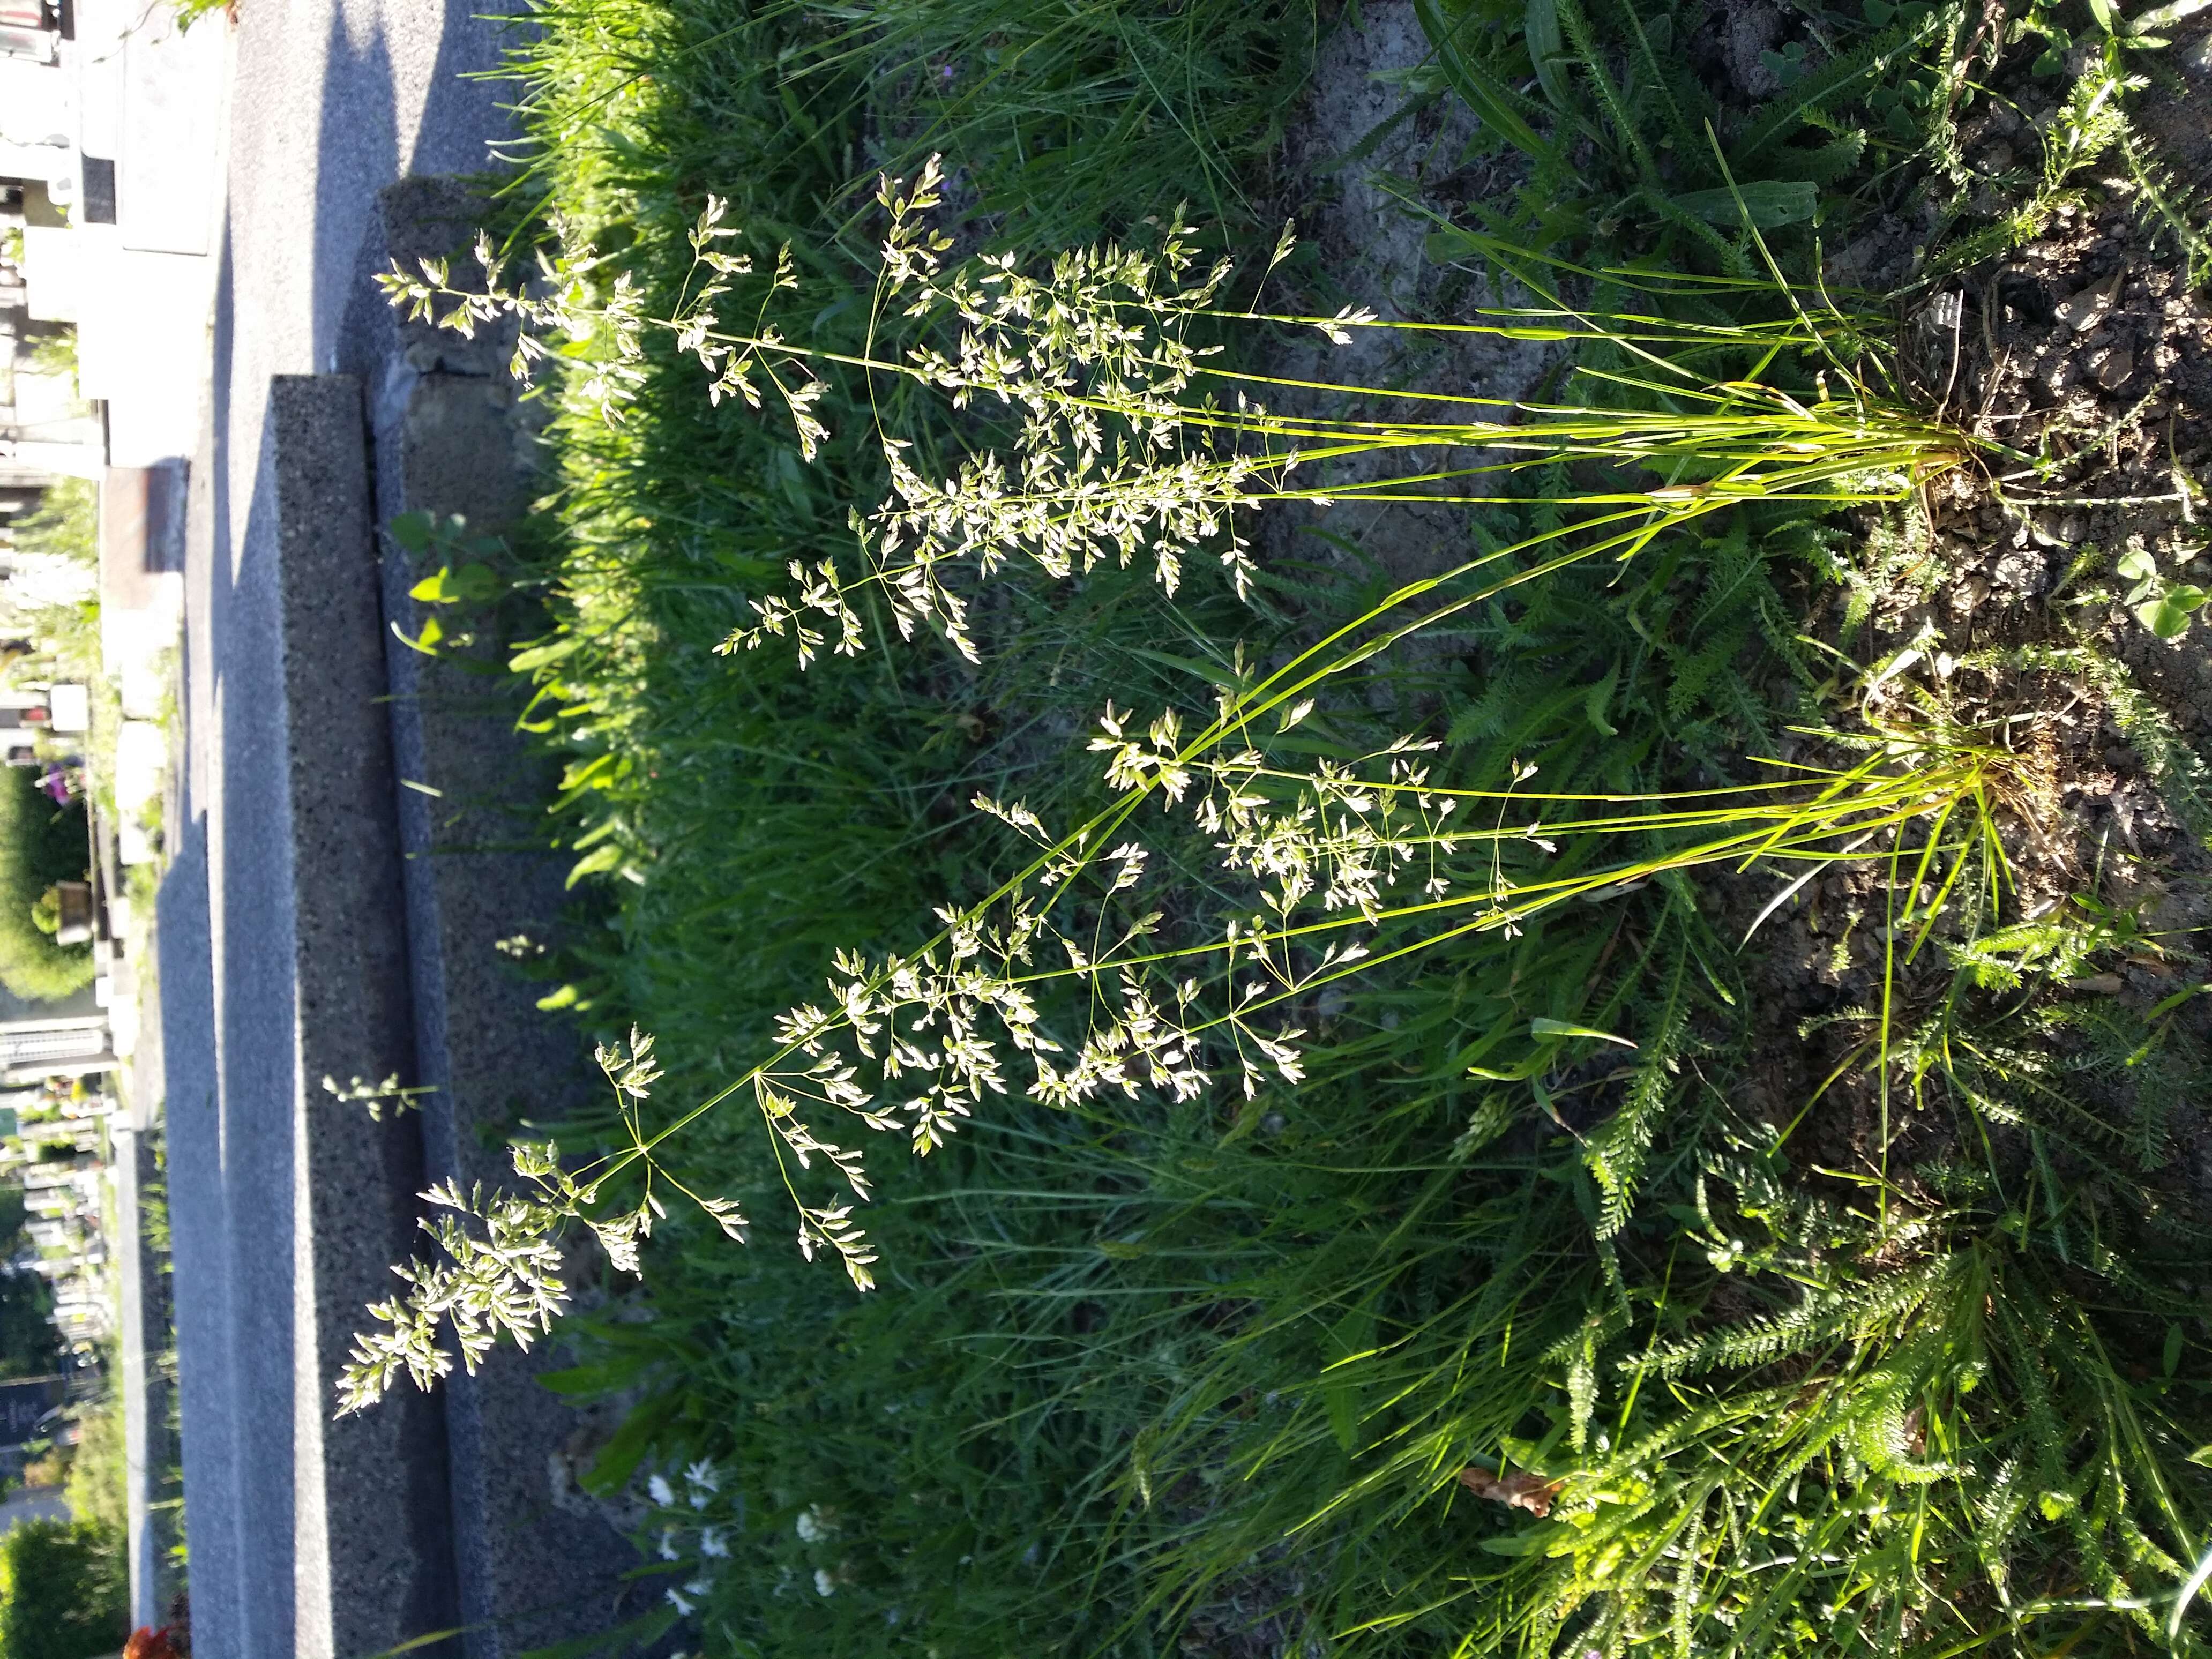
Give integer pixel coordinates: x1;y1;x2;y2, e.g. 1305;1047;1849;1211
4;477;95;571
0;1518;126;1659
0;1270;58;1381
61;1395;125;1540
0;477;100;679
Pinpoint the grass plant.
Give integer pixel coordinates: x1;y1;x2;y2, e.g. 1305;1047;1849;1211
354;156;1978;1358
332;1;2212;1653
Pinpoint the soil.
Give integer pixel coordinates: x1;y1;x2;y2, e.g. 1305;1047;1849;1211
1260;0;2212;1206
1717;4;2212;1204
1254;1;1563;595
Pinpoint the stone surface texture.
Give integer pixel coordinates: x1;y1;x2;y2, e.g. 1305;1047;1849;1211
372;175;646;1657
163;375;462;1659
159;12;662;1657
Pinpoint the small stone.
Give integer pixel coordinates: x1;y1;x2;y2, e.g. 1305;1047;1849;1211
1975;140;2015;173
2094;345;2135;391
1993;546;2051;595
2055;271;2122;332
2065;972;2125;995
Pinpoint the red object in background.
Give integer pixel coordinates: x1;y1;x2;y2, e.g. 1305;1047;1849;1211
0;5;46;26
123;1630;180;1659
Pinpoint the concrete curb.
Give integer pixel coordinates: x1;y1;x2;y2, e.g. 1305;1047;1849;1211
166;199;647;1659
271;373;466;1659
164;375;464;1659
371;178;646;1658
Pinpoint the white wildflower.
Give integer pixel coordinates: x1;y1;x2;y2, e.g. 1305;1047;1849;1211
685;1460;720;1506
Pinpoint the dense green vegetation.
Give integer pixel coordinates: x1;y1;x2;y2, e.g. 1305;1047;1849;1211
2;476;101;683
0;1519;126;1659
0;1274;59;1384
349;0;2212;1653
0;765;93;1003
0;472;97;1004
0;1187;57;1381
62;1392;127;1543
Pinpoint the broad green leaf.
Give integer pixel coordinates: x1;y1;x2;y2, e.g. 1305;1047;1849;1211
1477;1522;1568;1556
1671;181;1819;229
2137;0;2210;28
539;1351;651;1396
1526;0;1572;112
2138;588;2207;638
387;510;435;554
2148;981;2212;1019
451;562;502;603
407;562;497;605
582;1391;678;1497
1413;0;1555;161
1125;646;1238;687
510;633;586;674
565;842;625;888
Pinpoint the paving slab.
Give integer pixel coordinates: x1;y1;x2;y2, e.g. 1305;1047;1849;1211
164;375;462;1659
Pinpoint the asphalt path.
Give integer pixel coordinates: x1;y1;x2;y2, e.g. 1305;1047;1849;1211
159;7;526;1654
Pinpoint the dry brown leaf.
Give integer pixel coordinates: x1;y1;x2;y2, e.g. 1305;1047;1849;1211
1458;1465;1564;1518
